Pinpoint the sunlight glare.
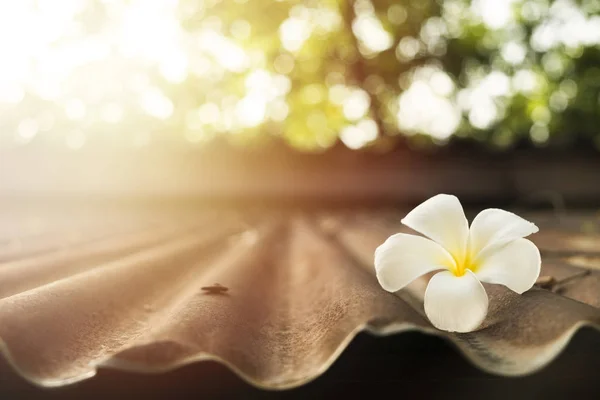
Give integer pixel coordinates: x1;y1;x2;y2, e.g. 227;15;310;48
352;14;393;53
397;77;461;140
140;88;174;120
280;16;312;52
235;94;267;127
198;30;249;72
17;119;39;143
471;0;516;30
343;89;371;121
340;119;378;149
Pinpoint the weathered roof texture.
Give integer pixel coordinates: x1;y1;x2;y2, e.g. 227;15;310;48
0;205;598;388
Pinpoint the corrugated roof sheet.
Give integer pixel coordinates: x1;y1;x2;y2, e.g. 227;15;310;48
0;205;598;388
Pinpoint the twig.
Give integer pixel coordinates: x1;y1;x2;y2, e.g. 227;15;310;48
534;270;591;292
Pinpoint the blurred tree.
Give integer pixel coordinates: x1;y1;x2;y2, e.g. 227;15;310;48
0;0;599;151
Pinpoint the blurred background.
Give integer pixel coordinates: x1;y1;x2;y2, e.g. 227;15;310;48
1;3;599;398
0;0;599;202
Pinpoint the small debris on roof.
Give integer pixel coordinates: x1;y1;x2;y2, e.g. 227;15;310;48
535;270;591;292
201;283;229;294
535;276;556;290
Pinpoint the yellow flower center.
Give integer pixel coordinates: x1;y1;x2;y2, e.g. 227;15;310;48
449;251;478;277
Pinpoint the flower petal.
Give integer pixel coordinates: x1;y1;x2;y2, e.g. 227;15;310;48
375;233;455;292
469;208;538;260
474;238;541;294
424;270;488;333
401;194;469;257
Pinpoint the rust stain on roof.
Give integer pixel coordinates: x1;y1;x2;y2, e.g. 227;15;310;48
0;205;598;388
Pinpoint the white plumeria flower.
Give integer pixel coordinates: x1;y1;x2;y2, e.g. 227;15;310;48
375;194;541;333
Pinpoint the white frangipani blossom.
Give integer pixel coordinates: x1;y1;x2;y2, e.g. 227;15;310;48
375;194;541;333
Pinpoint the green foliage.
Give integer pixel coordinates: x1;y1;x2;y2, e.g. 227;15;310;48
1;0;599;151
173;0;600;150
